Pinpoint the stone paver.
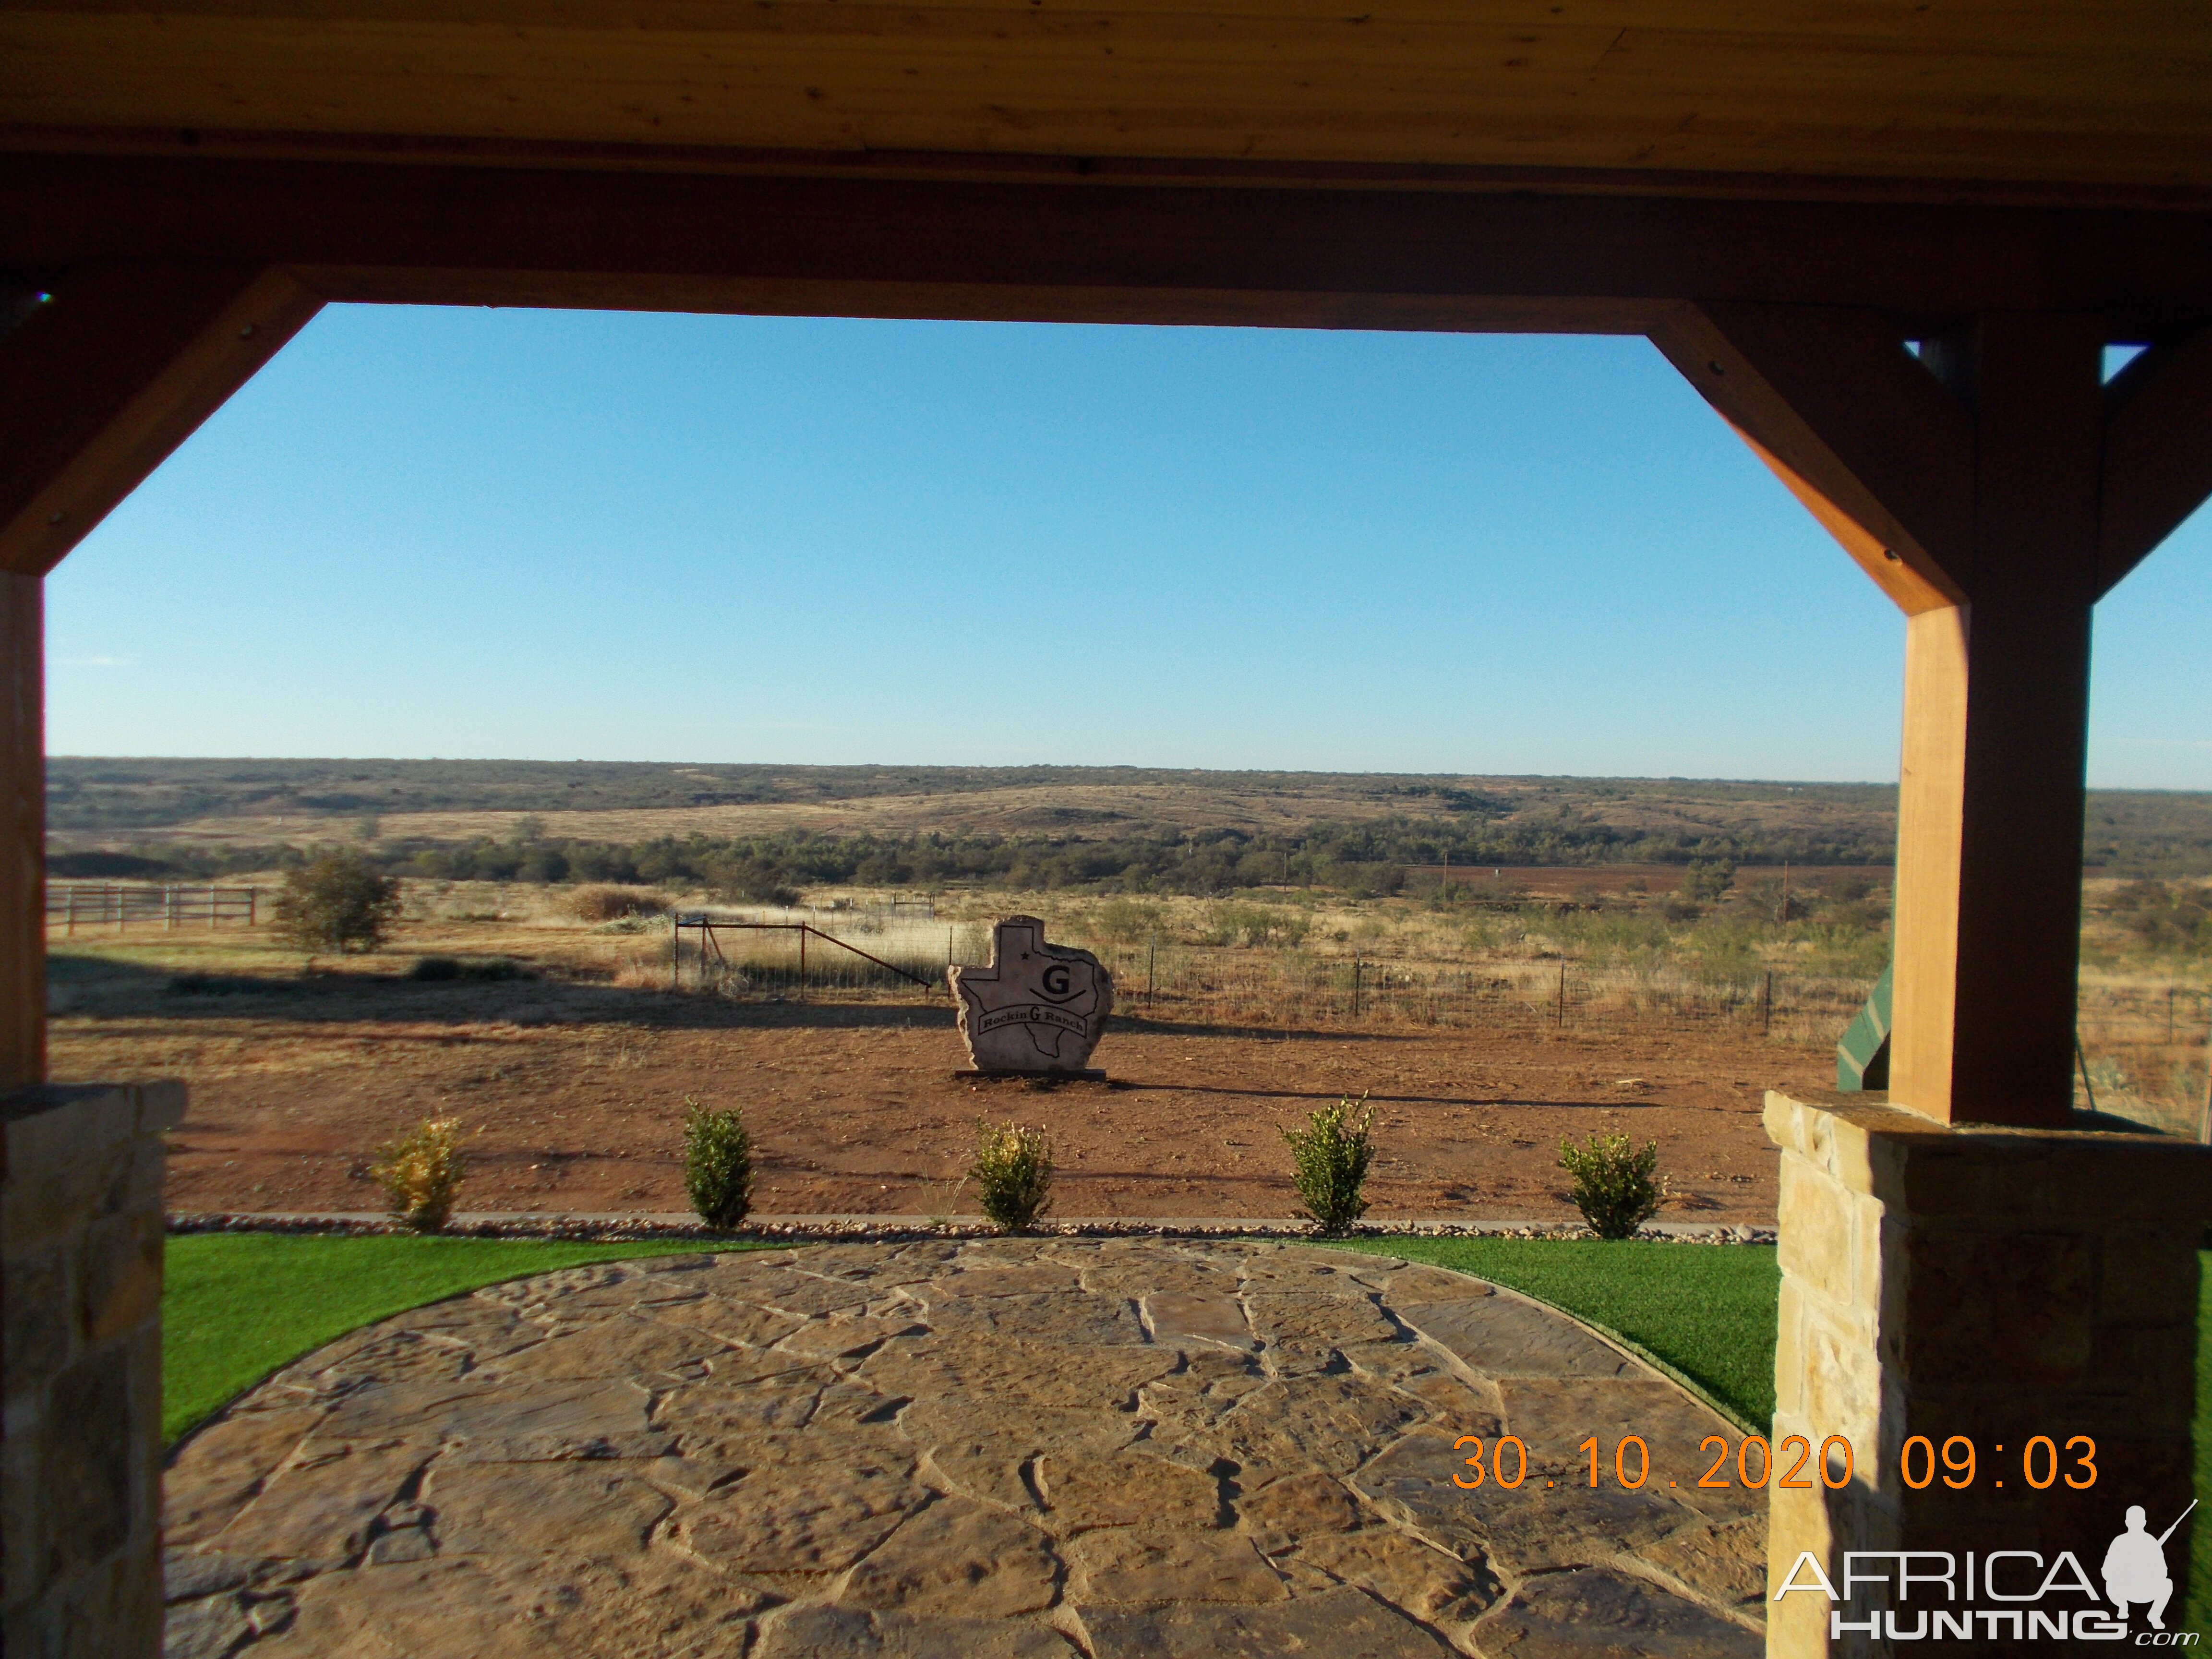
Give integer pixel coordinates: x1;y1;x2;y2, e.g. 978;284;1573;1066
163;1240;1765;1658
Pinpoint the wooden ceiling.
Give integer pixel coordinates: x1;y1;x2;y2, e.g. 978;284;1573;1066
5;1;2211;201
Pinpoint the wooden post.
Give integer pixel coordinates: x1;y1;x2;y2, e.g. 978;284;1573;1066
1654;304;2173;1127
0;573;42;1089
1887;317;2104;1127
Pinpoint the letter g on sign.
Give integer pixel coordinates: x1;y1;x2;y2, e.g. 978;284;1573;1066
1042;964;1072;996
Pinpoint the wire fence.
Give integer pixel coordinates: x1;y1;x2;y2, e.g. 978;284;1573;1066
664;915;2212;1134
669;909;1879;1046
45;882;261;934
2074;983;2212;1139
1088;942;1875;1046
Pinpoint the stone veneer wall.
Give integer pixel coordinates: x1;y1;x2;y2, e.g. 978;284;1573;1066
1765;1088;2210;1658
3;1082;184;1658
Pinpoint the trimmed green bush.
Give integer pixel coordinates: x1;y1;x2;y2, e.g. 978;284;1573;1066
1559;1131;1668;1239
970;1119;1054;1232
1283;1092;1377;1235
683;1099;754;1229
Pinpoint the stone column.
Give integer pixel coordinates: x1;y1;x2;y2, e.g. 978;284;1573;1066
1764;1089;2210;1655
3;1082;185;1658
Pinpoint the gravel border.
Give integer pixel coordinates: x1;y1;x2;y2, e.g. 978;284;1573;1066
167;1210;1776;1246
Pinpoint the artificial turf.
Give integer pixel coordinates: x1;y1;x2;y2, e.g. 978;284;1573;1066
2195;1252;2211;1635
1339;1236;1783;1430
160;1233;775;1444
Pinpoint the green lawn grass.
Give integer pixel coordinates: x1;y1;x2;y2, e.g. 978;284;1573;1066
160;1233;776;1444
1342;1236;1783;1431
2194;1252;2211;1635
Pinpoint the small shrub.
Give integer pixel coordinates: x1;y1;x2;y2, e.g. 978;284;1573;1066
409;955;462;981
567;884;672;923
274;849;404;955
371;1117;467;1231
683;1098;754;1229
1558;1132;1668;1239
970;1119;1054;1232
1283;1092;1377;1235
1679;858;1737;904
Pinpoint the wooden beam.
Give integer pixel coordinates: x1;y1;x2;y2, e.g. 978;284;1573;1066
2099;325;2212;597
1651;302;1974;611
0;263;323;575
0;573;38;1089
3;154;2210;335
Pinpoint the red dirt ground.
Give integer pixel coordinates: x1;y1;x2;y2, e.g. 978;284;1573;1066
57;978;1829;1223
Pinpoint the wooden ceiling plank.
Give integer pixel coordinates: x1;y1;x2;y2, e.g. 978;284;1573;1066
2097;326;2212;599
5;8;2211;187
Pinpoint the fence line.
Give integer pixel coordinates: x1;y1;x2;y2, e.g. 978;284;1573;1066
46;883;261;935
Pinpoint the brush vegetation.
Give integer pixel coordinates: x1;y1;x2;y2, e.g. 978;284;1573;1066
272;848;404;955
370;1117;468;1231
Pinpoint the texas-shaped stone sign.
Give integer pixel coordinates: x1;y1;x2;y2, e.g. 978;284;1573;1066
948;916;1115;1075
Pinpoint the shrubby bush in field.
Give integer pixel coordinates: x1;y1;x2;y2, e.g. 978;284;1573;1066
1202;902;1311;949
1558;1131;1667;1239
372;1117;467;1231
2107;879;2210;955
566;883;672;923
273;849;404;955
683;1099;754;1229
1283;1093;1377;1235
970;1119;1054;1232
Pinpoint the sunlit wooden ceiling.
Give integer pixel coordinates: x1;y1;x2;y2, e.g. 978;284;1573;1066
4;1;2210;199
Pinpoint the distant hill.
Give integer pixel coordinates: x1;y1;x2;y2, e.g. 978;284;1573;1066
41;757;2212;877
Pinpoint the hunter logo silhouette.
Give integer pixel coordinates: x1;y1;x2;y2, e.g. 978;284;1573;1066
2104;1499;2194;1630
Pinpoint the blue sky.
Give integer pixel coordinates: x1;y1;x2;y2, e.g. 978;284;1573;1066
44;306;2212;787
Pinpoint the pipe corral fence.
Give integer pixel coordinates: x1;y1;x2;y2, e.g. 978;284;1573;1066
673;913;943;999
45;882;262;934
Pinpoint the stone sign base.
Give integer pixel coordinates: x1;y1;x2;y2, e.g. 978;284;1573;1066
3;1081;186;1659
953;1067;1107;1082
1764;1088;2210;1658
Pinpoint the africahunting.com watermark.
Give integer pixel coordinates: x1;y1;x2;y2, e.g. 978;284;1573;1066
1776;1500;2200;1643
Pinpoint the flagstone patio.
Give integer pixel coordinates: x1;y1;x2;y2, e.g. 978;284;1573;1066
161;1239;1766;1658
